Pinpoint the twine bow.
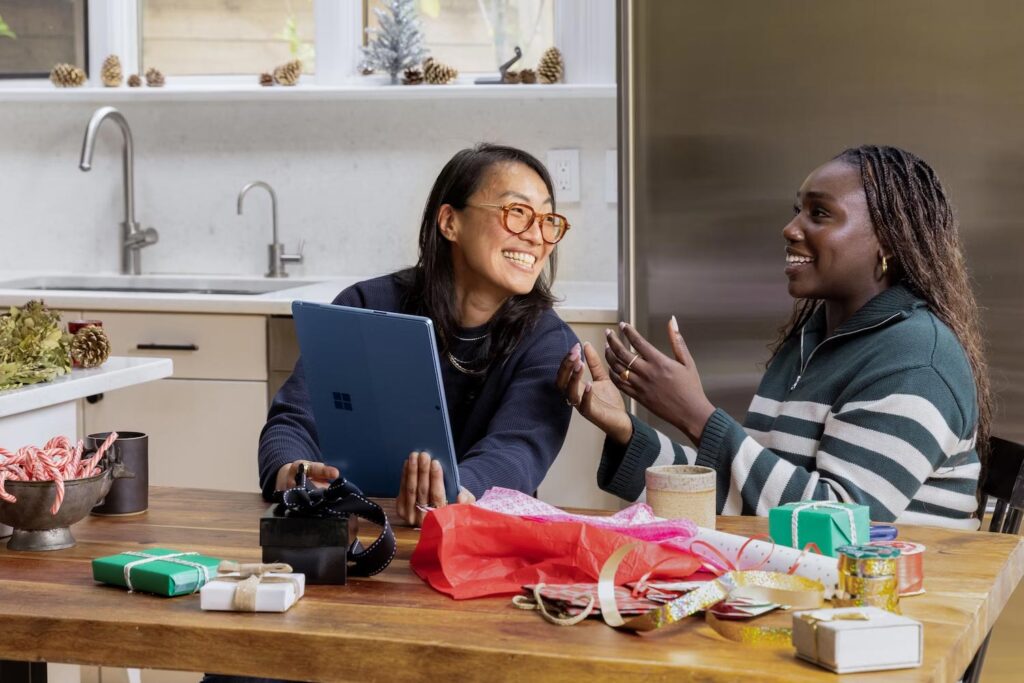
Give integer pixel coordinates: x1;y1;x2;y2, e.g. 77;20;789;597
214;560;300;612
790;502;859;548
121;551;212;594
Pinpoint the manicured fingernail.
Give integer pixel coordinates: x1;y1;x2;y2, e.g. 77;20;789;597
605;328;612;337
575;360;584;372
670;315;679;332
584;382;592;392
431;460;440;470
570;343;580;359
619;321;627;330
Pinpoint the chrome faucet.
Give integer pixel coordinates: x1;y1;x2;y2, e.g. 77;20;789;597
79;106;159;275
237;181;304;278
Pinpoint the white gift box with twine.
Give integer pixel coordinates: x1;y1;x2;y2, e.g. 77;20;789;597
792;606;923;673
200;561;305;613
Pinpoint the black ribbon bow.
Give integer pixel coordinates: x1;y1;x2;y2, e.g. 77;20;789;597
271;464;396;577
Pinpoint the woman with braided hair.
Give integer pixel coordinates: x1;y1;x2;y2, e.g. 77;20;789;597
558;145;990;529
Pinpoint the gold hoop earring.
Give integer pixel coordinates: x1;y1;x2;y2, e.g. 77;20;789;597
881;255;888;275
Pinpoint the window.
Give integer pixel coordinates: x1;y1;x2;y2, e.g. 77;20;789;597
141;0;315;75
365;0;555;73
0;0;88;79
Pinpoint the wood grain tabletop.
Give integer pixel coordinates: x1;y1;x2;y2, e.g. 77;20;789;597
0;487;1021;682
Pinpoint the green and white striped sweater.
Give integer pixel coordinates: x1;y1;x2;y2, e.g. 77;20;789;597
598;285;981;530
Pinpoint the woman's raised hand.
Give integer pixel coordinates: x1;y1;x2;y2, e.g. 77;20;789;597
396;451;475;527
274;460;340;492
604;317;715;444
556;341;634;445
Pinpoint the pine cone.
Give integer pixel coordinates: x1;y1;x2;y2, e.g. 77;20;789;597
145;67;165;87
70;326;111;369
423;58;458;85
127;74;142;87
537;46;564;84
503;69;521;84
259;72;274;87
101;55;122;87
520;68;537;84
402;67;424;85
273;59;302;86
49;63;86;88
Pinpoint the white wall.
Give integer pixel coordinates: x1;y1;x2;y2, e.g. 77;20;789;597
0;96;617;283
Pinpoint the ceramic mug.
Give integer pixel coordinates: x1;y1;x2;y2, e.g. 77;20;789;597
88;431;148;515
645;464;716;528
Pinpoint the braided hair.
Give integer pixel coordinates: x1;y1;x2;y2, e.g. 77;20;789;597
770;145;992;467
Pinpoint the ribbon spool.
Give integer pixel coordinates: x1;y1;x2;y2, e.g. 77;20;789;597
835;544;901;613
871;540;926;596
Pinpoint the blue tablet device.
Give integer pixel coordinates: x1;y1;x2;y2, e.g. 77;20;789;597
291;300;461;503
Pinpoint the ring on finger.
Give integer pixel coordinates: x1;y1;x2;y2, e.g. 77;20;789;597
626;351;641;370
620;368;631;382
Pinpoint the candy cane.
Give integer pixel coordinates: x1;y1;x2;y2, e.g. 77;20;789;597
0;433;119;514
0;471;16;503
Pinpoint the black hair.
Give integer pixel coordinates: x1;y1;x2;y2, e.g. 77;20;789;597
771;145;991;467
397;143;558;368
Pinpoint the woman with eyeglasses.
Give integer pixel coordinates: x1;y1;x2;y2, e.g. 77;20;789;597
258;143;576;526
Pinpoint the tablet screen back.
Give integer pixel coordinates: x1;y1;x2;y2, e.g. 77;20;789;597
291;300;461;502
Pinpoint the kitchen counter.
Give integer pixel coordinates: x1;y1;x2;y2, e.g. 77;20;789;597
0;272;618;323
0;356;172;420
0;356;173;452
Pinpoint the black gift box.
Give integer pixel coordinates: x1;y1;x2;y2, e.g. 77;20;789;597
259;505;349;585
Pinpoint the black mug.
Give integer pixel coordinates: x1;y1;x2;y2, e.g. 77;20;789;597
88;431;148;516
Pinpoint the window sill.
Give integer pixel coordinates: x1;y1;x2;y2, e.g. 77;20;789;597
0;81;616;103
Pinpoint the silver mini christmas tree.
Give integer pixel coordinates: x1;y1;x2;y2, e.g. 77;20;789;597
362;0;430;85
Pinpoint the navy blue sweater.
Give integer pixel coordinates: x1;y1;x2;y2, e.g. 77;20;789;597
257;273;577;500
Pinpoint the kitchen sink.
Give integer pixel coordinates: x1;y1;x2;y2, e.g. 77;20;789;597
0;275;318;296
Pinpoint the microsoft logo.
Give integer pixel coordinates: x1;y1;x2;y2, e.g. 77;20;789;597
332;392;353;411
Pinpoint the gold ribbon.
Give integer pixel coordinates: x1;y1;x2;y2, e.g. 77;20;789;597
797;610;872;662
838;554;897;578
596;543;826;632
214;561;299;612
705;611;793;647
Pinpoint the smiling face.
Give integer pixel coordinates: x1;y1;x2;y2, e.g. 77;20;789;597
440;161;556;301
782;159;888;311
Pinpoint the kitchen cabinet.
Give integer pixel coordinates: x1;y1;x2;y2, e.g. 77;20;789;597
81;311;267;493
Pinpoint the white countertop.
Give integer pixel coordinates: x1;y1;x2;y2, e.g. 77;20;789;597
0;272;618;323
0;357;174;418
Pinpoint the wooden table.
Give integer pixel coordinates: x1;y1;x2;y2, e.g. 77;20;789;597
0;487;1021;682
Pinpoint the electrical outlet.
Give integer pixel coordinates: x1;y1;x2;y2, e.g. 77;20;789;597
546;149;580;203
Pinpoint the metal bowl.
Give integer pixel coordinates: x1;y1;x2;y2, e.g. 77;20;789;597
0;453;133;551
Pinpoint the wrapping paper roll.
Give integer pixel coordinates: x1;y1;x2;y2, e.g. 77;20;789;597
674;528;840;597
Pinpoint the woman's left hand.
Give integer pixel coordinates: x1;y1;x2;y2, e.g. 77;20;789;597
605;317;716;444
396;451;475;527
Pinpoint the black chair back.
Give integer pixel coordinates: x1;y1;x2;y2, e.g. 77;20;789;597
963;436;1024;683
975;436;1024;534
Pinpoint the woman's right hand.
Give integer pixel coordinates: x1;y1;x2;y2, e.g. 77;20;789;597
274;460;340;492
556;342;633;446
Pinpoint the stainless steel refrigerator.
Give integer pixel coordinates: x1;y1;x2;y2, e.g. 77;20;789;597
618;0;1024;444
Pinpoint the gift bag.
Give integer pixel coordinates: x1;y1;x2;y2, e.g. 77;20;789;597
410;504;702;599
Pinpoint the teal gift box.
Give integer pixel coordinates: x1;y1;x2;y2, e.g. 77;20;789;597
768;502;870;557
92;547;222;596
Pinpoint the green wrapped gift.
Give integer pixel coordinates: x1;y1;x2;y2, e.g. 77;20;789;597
768;501;870;557
92;548;222;597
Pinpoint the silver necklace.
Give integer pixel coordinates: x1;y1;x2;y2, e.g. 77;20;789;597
447;352;487;376
453;332;490;342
